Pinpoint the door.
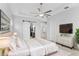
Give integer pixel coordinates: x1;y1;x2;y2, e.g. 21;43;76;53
22;22;30;42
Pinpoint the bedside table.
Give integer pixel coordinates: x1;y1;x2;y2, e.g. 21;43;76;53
0;37;10;56
0;48;5;56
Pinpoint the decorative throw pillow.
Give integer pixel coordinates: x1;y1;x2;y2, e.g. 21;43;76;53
16;37;21;48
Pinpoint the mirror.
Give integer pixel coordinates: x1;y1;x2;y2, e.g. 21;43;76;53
0;10;10;34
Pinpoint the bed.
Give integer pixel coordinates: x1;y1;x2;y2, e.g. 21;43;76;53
7;35;58;56
8;39;30;56
36;38;58;55
8;39;45;56
26;39;45;56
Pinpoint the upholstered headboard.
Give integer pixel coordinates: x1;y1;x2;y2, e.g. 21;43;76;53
0;32;14;37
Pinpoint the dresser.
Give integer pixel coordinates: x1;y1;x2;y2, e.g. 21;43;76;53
57;35;74;48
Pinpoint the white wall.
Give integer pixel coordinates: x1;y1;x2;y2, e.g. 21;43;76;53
48;5;79;42
13;16;23;39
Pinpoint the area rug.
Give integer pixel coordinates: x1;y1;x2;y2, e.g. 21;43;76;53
50;49;71;56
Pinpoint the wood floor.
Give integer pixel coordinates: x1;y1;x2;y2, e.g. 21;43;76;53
57;44;79;56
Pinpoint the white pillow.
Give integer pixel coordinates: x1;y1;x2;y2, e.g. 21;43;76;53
16;37;22;48
9;36;17;51
16;37;26;48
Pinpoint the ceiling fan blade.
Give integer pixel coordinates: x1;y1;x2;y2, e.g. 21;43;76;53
37;3;43;12
44;14;51;18
37;8;41;12
46;14;51;16
44;10;52;13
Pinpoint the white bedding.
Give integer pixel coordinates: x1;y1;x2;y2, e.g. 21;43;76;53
8;43;30;56
26;39;45;56
8;47;29;56
8;38;58;56
36;39;58;55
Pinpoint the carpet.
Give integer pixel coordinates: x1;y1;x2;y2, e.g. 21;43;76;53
50;49;71;56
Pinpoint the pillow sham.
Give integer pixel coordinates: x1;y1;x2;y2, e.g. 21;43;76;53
9;35;17;51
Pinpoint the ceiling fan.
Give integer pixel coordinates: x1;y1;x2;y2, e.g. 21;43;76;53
31;3;52;18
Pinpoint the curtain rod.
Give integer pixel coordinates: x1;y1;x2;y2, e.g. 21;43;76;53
22;20;47;23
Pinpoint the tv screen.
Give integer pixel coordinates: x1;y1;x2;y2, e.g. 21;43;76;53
59;23;73;34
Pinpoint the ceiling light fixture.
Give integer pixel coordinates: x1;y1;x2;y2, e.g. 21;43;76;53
31;3;52;18
39;14;44;17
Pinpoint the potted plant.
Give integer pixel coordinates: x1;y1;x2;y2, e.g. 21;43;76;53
75;28;79;49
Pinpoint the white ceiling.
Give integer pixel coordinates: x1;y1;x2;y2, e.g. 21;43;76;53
8;3;79;18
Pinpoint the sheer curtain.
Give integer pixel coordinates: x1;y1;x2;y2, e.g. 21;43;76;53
41;22;47;39
36;22;47;39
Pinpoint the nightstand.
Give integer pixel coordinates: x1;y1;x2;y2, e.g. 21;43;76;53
0;48;5;56
0;37;10;56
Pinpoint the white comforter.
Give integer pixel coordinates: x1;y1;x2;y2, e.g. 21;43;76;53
8;41;30;56
8;39;58;56
8;47;29;56
26;39;45;56
36;39;58;55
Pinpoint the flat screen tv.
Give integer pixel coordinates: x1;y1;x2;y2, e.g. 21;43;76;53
59;23;73;34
